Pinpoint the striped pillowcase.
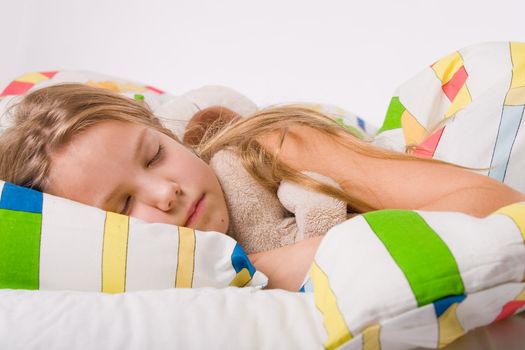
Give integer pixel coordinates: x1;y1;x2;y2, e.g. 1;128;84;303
0;181;267;292
373;41;525;195
306;205;525;349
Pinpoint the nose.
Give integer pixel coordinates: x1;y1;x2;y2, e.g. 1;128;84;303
149;181;182;212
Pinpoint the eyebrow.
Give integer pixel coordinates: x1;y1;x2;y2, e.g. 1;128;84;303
96;127;148;210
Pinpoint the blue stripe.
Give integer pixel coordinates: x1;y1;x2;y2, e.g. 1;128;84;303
489;105;524;182
299;278;314;293
0;183;43;214
433;294;466;317
357;116;366;131
231;243;256;276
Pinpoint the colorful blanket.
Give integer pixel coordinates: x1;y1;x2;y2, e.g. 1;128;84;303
305;205;525;349
304;41;525;349
375;41;525;193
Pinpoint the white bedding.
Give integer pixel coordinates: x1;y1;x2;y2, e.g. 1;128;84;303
2;205;524;350
0;287;322;350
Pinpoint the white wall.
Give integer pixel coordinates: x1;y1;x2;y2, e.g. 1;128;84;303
0;1;31;86
1;0;524;126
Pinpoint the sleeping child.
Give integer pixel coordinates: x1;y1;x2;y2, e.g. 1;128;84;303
0;83;523;290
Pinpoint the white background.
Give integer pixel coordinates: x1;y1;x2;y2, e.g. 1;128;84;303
1;0;523;126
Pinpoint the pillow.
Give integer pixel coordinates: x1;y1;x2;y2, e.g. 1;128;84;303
0;70;260;139
0;70;373;140
303;204;525;349
0;180;267;292
373;41;525;194
280;102;377;140
0;70;171;107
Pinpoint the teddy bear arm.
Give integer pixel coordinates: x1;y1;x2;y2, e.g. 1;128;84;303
211;150;299;253
277;172;347;240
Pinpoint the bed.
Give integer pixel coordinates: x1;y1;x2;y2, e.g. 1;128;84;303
0;41;524;349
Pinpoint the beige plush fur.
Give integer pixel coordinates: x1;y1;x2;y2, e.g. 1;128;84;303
210;149;347;253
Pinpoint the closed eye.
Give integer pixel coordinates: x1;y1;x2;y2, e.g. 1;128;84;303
147;144;164;167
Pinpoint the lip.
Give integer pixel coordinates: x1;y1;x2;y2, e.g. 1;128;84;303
184;194;205;227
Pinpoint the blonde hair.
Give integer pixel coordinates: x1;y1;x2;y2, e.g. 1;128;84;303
0;83;468;213
0;83;175;191
194;106;471;213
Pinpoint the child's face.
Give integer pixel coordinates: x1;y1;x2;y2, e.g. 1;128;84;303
47;120;230;233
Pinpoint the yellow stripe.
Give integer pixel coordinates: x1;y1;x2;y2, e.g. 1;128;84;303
432;52;464;84
496;202;525;241
310;262;352;350
438;304;465;348
498;203;525;283
516;287;525;301
102;212;129;293
444;84;472;118
229;268;252;287
362;324;381;350
505;86;525;105
510;42;525;89
175;227;196;288
16;72;49;84
335;107;347;116
401;110;427;145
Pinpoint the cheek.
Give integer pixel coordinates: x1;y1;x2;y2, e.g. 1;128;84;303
176;153;214;183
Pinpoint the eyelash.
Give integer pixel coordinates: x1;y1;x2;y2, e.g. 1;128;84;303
120;144;164;215
147;144;164;167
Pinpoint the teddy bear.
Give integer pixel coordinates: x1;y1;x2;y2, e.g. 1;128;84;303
154;85;347;253
208;148;348;253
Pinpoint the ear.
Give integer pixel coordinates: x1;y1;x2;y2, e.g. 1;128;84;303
182;106;241;146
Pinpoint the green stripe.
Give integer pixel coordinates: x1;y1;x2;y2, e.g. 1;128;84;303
363;210;464;306
0;209;42;290
377;96;405;135
334;117;365;139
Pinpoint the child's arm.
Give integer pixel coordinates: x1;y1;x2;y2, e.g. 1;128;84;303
249;236;323;291
257;125;525;218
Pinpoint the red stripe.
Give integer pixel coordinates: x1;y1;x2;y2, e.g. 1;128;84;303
145;85;164;94
0;81;34;97
494;300;525;322
442;66;468;101
413;126;445;158
40;71;59;79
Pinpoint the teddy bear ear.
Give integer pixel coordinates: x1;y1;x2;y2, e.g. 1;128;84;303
183;106;241;146
180;85;258;145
